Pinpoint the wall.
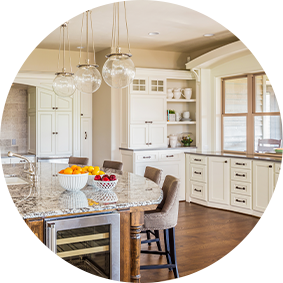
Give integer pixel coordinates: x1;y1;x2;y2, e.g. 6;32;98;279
0;86;28;154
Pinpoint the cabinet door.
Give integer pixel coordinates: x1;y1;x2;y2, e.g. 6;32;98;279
130;95;166;124
253;161;274;213
37;88;55;111
149;77;166;95
55;95;73;111
130;77;148;94
130;124;148;149
55;112;72;156
81;117;92;164
37;112;56;156
27;112;36;154
208;157;230;205
80;92;92;118
28;87;36;112
148;124;167;148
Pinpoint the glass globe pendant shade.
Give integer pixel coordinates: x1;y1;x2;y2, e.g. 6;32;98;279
74;65;102;93
102;54;136;89
52;73;76;97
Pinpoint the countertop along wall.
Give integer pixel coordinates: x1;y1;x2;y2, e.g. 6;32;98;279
92;47;192;166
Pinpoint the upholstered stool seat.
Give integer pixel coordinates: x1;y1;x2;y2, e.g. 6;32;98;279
69;156;89;166
140;175;180;278
102;160;123;171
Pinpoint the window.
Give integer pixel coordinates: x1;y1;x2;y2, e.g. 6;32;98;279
222;73;282;155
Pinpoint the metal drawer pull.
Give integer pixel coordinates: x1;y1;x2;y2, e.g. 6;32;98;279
225;160;227;163
166;155;174;158
236;162;246;166
194;171;202;175
52;132;56;134
235;186;246;190
143;156;151;159
236;199;246;203
145;121;153;124
236;173;245;177
52;174;58;177
194;189;201;192
269;165;272;168
194;158;202;161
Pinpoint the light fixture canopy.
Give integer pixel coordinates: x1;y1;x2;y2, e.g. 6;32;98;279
74;10;102;93
102;2;136;89
52;23;76;97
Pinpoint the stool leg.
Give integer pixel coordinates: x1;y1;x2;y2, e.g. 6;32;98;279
163;229;172;271
154;230;162;251
146;230;151;246
169;227;179;278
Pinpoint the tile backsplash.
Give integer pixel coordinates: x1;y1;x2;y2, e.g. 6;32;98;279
0;87;28;154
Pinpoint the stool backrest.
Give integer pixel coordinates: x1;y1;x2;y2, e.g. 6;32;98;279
69;156;89;166
103;160;123;171
144;166;163;185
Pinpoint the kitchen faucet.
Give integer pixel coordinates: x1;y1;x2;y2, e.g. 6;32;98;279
7;152;37;181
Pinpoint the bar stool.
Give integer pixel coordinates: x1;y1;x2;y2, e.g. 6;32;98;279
143;166;163;250
69;156;89;166
102;160;123;171
141;175;180;278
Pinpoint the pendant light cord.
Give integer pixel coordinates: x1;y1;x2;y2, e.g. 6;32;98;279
57;26;62;72
90;10;96;64
79;13;85;65
67;25;72;73
124;1;131;53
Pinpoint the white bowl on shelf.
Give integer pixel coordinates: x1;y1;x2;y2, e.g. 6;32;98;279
58;172;88;191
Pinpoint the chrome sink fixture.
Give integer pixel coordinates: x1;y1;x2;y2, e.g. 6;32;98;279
7;152;38;182
4;175;29;185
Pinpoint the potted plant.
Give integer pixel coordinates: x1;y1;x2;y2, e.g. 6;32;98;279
180;134;193;147
167;109;176;121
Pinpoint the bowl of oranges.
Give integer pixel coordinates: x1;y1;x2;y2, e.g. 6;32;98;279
84;166;105;186
58;165;89;191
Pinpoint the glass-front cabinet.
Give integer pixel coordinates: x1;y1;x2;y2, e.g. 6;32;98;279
45;212;120;280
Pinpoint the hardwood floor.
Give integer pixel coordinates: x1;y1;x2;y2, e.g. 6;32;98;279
140;202;259;282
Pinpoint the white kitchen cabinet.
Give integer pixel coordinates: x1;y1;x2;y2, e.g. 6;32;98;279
27;112;36;154
121;149;186;200
37;88;72;112
37;111;72;157
130;77;148;94
148;77;166;95
80;117;92;165
1;158;11;164
80;92;92;118
253;161;274;213
274;163;281;191
130;76;166;95
208;157;230;206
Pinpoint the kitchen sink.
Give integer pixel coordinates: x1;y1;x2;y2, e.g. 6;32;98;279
4;176;29;185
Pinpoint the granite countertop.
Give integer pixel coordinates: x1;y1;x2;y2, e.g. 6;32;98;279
185;150;282;163
1;153;36;158
3;163;163;219
119;146;197;152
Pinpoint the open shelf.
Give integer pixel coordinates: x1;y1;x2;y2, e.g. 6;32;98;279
167;121;196;125
167;99;196;103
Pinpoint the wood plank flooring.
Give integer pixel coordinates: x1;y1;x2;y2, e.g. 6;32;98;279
140;202;259;282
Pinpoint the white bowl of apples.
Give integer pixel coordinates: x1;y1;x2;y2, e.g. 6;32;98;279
93;174;118;190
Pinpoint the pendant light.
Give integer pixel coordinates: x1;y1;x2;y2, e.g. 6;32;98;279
102;2;136;89
52;23;76;97
74;10;102;93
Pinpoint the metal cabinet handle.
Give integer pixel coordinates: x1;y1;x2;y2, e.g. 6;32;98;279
236;162;246;166
194;189;201;192
143;156;151;159
81;113;83;116
166;155;174;158
269;165;272;168
85;131;87;139
20;160;26;163
52;132;56;135
194;158;201;162
52;174;58;177
236;173;245;177
52;107;55;110
236;199;246;203
235;186;246;190
225;160;227;163
194;171;201;175
47;223;57;283
149;143;152;145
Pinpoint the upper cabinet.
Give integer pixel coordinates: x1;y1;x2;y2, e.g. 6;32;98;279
130;76;166;95
37;88;72;112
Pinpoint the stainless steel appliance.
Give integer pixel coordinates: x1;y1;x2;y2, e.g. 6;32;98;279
45;212;120;280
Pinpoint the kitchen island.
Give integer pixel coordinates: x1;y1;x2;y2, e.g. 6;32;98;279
3;162;163;282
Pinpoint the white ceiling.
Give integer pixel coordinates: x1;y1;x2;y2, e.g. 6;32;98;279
0;0;283;57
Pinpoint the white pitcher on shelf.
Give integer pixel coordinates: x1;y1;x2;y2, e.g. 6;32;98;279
173;88;182;99
167;88;174;99
182;88;192;100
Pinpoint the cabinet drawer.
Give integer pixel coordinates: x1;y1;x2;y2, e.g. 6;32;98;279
190;181;207;201
231;168;251;183
190;164;207;182
231;158;252;169
231;181;251;196
159;151;182;161
275;174;283;188
135;152;159;162
275;188;283;203
1;158;11;164
275;202;283;221
275;163;281;174
231;193;252;210
189;155;207;165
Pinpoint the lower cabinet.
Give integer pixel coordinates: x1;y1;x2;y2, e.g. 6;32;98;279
252;161;274;213
208;157;230;206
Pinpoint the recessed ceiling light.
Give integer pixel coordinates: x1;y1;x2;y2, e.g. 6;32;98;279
203;33;215;37
13;17;26;22
77;46;84;49
148;32;160;36
214;5;230;11
268;13;283;18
